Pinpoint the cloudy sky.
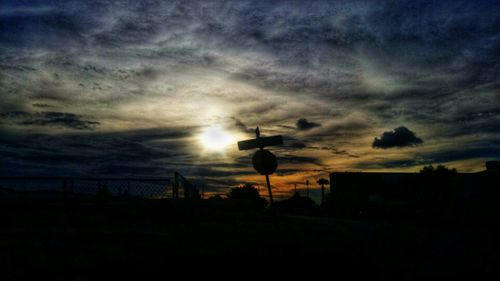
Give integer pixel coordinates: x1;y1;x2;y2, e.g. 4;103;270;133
1;0;499;197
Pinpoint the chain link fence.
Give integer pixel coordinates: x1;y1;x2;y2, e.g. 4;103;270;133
0;177;172;201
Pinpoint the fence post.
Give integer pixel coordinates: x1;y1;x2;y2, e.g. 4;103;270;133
62;179;66;199
62;178;68;210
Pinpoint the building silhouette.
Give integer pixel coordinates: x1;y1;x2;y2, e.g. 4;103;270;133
329;161;500;224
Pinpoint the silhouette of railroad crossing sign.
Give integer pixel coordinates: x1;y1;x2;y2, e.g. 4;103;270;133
237;127;283;205
252;150;277;175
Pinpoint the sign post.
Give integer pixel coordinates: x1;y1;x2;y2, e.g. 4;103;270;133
237;127;283;206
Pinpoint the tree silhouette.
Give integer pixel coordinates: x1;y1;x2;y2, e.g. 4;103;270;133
420;164;457;177
228;184;267;209
317;178;329;204
208;194;223;201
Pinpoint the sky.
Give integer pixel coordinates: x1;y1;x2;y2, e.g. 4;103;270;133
1;0;499;198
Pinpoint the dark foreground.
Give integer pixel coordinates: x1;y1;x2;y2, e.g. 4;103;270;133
1;198;497;279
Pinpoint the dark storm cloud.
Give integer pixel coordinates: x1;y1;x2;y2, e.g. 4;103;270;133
2;1;498;107
231;117;254;133
0;111;100;130
302;116;370;138
354;159;424;170
234;154;321;166
279;135;307;150
187;167;255;178
279;155;322;165
296;118;320;130
0;111;32;119
102;127;195;143
355;143;500;170
21;112;100;130
455;108;500;123
0;3;95;49
308;145;359;158
288;142;306;149
0;0;499;180
223;0;499;100
423;146;500;164
202;178;244;191
32;103;53;108
0;130;191;177
372;127;423;149
275;169;308;176
449;118;500;137
229;67;359;99
441;100;500;137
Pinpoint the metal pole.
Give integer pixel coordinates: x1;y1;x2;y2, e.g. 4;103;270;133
63;179;67;206
257;139;275;206
265;174;274;206
321;184;325;204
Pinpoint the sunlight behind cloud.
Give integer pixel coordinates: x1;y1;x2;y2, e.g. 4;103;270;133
199;125;235;152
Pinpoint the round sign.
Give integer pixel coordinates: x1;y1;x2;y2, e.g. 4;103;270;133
252;149;278;175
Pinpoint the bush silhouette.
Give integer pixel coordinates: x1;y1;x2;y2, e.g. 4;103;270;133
274;192;316;213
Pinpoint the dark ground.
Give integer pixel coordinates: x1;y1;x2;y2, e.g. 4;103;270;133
0;197;497;279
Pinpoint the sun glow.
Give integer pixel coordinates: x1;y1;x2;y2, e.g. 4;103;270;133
199;125;235;151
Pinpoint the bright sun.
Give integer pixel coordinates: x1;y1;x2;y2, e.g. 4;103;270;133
199;125;235;151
